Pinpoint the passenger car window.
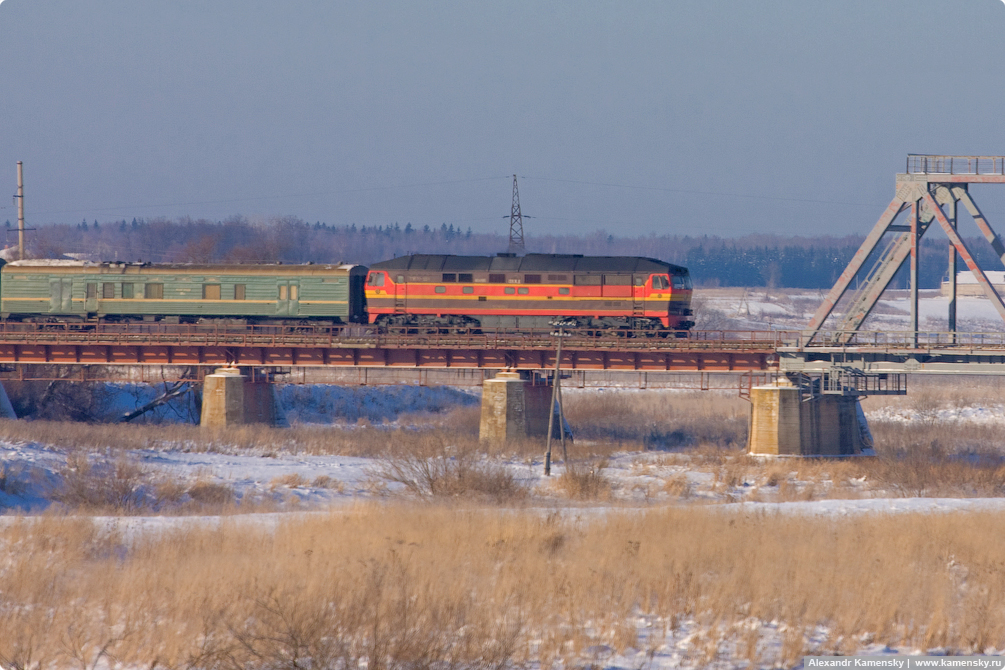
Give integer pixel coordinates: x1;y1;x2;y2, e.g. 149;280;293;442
145;283;163;299
234;284;246;300
121;283;134;299
102;283;115;299
203;284;221;300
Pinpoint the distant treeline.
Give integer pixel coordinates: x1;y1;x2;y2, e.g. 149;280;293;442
8;216;1003;289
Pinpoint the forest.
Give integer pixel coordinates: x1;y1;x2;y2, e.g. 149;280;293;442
6;215;1002;289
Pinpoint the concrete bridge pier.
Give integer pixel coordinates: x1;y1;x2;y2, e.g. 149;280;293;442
478;371;560;443
200;367;284;428
747;378;873;456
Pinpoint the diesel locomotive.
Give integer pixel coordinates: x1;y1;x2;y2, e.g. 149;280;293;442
0;253;694;333
366;253;693;331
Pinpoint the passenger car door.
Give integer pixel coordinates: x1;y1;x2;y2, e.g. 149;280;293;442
49;279;73;313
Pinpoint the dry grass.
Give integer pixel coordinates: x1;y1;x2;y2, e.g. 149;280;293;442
375;433;527;502
562;390;748;450
552;460;613;501
3;505;1005;667
0;410;485;458
46;452;247;514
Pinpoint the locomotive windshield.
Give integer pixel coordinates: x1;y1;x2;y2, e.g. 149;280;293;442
367;272;385;287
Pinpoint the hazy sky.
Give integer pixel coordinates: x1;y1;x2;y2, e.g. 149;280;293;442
2;0;1005;238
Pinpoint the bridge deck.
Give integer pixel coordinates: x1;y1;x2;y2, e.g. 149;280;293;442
0;324;782;372
3;324;1005;374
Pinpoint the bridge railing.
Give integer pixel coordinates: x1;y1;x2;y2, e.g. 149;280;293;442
795;330;1005;349
0;322;795;350
906;154;1005;176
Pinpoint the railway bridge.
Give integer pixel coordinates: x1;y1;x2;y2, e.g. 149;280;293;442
7;155;1005;455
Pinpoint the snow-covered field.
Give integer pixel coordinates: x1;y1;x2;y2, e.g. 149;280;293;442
696;286;1005;333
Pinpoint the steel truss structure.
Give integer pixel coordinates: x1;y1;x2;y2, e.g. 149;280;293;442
807;155;1005;345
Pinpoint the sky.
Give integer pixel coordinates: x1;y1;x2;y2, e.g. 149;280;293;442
2;0;1005;239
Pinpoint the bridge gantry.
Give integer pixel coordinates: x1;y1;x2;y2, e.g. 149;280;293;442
807;154;1005;344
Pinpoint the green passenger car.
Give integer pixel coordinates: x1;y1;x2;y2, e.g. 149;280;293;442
0;261;368;324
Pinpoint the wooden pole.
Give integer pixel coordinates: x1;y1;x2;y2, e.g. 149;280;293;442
544;330;562;476
556;363;568;464
16;161;24;260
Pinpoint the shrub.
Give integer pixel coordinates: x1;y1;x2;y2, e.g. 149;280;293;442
554;460;612;501
376;438;526;502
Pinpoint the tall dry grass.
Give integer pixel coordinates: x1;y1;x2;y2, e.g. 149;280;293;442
562;390;749;450
2;505;1005;667
374;433;527;502
0;412;486;458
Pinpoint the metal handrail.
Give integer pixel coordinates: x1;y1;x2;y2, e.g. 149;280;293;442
793;329;1005;349
0;322;795;352
906;154;1005;176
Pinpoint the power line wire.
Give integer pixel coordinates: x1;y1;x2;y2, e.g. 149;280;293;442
522;175;888;208
29;175;511;218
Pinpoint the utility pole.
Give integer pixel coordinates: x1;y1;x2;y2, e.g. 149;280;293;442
544;319;573;476
507;174;525;254
16;161;24;260
544;333;561;476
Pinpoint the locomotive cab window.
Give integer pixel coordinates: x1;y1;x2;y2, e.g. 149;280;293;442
671;275;690;289
654;276;670;290
367;273;385;287
145;283;163;299
234;284;246;300
203;284;221;300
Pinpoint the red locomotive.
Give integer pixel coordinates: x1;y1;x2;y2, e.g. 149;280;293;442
365;253;694;332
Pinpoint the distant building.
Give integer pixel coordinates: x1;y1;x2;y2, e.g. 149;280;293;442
941;271;1005;296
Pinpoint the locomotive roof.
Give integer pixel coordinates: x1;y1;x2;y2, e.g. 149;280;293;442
370;253;686;274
